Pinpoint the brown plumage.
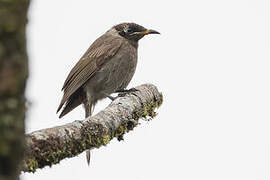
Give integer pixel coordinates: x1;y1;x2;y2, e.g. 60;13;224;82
57;34;123;118
57;22;160;165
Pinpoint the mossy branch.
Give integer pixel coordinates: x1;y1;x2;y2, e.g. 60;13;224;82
21;83;163;173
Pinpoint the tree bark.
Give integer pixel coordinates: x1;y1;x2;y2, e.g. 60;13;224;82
0;0;30;179
21;84;162;173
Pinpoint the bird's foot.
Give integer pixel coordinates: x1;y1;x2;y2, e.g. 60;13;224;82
105;88;139;101
115;88;138;93
116;88;139;97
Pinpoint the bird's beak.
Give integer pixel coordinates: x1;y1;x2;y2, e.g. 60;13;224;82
141;29;160;35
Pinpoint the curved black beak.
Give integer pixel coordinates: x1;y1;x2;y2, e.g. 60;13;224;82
148;29;160;34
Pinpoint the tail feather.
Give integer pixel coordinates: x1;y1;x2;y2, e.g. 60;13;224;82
58;87;95;166
58;88;85;118
86;150;91;166
83;99;96;166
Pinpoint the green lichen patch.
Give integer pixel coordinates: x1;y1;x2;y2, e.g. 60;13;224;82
141;100;158;118
116;125;125;137
132;92;163;122
23;133;90;172
80;122;113;149
22;157;38;173
102;135;111;145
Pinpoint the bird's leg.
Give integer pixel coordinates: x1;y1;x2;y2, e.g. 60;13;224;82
104;93;116;101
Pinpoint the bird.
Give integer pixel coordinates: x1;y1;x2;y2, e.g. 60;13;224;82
56;22;160;165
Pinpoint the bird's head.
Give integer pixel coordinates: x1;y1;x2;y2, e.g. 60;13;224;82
113;23;160;42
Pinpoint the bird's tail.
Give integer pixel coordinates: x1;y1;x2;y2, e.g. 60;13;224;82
86;150;91;166
84;99;95;166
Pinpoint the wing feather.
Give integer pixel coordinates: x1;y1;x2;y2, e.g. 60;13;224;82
57;34;123;113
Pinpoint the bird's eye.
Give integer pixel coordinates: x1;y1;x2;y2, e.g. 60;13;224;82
125;27;134;34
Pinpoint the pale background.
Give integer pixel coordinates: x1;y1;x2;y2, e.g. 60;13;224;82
21;0;270;179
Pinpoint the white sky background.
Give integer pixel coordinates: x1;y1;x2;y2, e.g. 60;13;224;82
21;0;270;179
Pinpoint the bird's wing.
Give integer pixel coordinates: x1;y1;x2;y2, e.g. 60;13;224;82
57;34;123;112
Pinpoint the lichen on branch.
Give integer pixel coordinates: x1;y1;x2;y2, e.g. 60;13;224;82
21;83;163;173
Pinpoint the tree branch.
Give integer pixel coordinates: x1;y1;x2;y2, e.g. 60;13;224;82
21;84;163;173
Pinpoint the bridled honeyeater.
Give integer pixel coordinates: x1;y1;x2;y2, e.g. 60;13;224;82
57;22;160;165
